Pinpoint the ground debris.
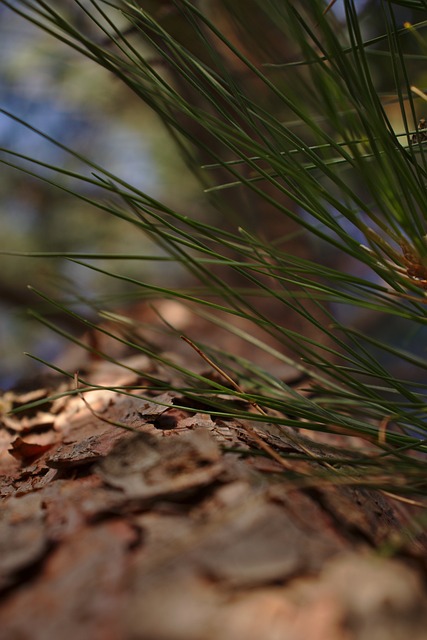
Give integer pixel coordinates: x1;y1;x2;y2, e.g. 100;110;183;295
1;359;427;639
96;428;223;504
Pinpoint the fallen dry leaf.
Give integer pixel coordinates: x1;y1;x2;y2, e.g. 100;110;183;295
9;437;54;463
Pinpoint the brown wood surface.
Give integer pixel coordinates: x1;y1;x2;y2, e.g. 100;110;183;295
1;348;427;640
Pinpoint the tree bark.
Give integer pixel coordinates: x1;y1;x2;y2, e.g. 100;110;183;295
1;354;427;640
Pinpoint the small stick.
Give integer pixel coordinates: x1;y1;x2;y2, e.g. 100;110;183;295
74;372;140;434
323;0;338;16
181;335;310;471
378;414;391;445
180;335;267;416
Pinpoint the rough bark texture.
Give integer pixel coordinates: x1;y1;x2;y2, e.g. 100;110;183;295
1;347;427;640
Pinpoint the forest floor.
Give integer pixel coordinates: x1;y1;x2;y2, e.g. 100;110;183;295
1;303;427;640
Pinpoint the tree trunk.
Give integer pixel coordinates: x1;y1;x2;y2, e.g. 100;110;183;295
1;353;427;640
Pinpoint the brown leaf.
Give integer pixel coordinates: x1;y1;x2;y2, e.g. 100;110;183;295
9;437;54;463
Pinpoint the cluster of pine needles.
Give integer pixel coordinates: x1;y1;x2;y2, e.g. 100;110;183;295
2;0;427;506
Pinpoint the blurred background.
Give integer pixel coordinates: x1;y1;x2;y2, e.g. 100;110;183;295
0;1;204;387
1;0;426;389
